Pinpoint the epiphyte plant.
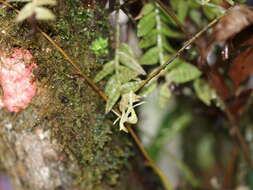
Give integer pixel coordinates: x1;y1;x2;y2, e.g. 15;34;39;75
7;0;57;22
113;91;145;132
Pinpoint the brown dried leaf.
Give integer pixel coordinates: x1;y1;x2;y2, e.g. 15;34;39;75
208;69;231;100
213;4;253;42
229;46;253;87
227;89;251;116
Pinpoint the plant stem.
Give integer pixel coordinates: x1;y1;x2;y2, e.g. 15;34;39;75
114;4;120;76
154;3;165;65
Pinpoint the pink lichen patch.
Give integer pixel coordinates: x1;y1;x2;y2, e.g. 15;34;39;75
0;48;37;112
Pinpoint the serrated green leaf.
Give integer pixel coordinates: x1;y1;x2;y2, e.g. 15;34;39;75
166;58;187;70
139;3;155;16
161;37;176;53
177;0;189;24
202;5;223;20
193;78;216;106
94;61;115;82
118;66;139;83
159;23;183;38
167;63;202;83
160;11;176;25
139;33;157;49
118;44;146;75
105;76;121;113
137;12;157;37
120;80;143;94
140;46;159;65
118;43;134;56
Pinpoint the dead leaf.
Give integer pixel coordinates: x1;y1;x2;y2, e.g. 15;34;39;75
229;46;253;87
213;4;253;42
227;89;251;116
208;69;231;100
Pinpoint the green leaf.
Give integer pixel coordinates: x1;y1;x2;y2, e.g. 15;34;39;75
118;43;134;56
140;46;159;65
90;37;108;55
159;83;172;108
162;37;176;53
177;0;189;24
189;9;202;27
160;10;176;25
120;81;143;94
166;57;186;70
137;12;157;37
94;61;115;82
105;76;121;113
118;43;146;75
170;0;178;10
118;66;139;83
139;3;155;16
167;63;202;83
159;24;183;38
139;33;157;49
193;78;216;106
225;0;234;4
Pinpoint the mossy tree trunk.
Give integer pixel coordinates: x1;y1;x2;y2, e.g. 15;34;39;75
0;1;159;190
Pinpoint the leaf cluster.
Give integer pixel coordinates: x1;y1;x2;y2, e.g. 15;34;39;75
9;0;56;22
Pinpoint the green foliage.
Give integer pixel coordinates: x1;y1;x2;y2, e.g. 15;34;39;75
138;3;181;66
193;78;216;106
90;37;109;56
94;43;145;114
167;62;202;83
137;2;203;101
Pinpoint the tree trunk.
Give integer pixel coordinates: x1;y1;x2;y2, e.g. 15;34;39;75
0;1;159;190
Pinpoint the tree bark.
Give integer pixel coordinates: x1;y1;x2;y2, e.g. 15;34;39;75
0;1;159;190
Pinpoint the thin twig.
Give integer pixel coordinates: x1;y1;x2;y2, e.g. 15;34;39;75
223;143;239;189
127;126;173;190
154;0;190;37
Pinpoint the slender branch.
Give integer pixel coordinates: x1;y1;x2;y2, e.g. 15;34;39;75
127;126;173;190
223;143;239;189
154;0;190;37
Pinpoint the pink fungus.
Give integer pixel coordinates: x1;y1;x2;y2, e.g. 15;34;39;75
0;48;37;112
